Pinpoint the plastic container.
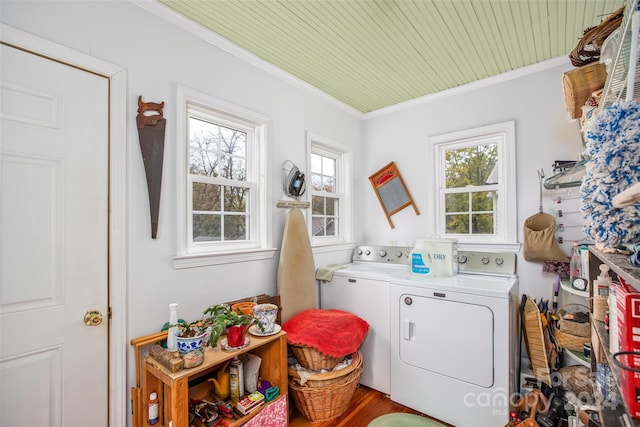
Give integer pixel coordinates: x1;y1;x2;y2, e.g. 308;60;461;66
593;264;612;295
569;241;581;283
410;238;457;277
167;303;178;352
609;281;619;353
148;391;159;425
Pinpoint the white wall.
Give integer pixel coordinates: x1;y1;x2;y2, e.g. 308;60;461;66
362;62;587;300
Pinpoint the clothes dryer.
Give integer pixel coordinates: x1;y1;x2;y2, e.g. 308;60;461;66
390;251;519;426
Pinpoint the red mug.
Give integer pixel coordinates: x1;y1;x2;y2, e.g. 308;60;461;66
226;324;246;347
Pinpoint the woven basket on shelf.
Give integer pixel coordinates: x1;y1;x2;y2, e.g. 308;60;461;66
553;326;591;352
289;344;344;371
562;62;607;119
558;365;594;396
593;296;608;322
557;304;591;337
289;351;362;388
569;6;624;67
289;361;363;422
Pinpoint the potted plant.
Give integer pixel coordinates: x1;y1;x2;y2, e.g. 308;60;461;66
202;303;260;348
173;319;208;354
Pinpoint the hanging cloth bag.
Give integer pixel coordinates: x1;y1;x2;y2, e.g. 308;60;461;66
523;212;568;261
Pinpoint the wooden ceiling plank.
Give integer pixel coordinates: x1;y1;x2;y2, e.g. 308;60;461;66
449;0;495;80
494;1;527;69
471;1;512;73
370;1;451;93
404;0;469;87
284;0;425;109
364;1;445;91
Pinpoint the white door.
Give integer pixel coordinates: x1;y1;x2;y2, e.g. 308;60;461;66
0;43;109;426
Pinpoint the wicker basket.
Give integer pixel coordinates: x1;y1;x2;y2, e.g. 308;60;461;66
289;351;362;388
289;344;344;371
558;365;594;395
593;296;608;322
553;326;591;352
557;304;591;338
569;6;624;67
562;62;607;119
289;361;363;422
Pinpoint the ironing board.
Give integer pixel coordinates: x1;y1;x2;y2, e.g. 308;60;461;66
277;208;317;322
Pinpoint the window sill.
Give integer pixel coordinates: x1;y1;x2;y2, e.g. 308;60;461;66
173;248;277;269
456;242;522;252
311;241;357;254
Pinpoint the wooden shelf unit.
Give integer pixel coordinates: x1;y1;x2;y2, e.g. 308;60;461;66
589;247;640;426
137;330;288;427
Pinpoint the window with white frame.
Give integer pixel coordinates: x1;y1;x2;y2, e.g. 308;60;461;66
174;86;273;267
307;133;352;246
432;121;517;246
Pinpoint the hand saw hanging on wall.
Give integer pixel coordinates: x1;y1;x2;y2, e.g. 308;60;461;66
136;96;166;239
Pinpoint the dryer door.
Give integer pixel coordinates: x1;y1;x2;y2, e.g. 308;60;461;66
398;293;494;387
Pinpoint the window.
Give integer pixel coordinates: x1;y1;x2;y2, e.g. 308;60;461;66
431;121;517;247
189;117;250;243
174;86;274;267
307;133;352;246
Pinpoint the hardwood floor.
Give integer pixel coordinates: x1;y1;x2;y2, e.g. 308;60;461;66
288;385;454;427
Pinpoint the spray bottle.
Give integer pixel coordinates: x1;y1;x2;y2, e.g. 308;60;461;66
594;264;612;295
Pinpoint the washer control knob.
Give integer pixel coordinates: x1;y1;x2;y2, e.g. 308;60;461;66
356;249;363;255
495;257;504;265
458;254;468;264
482;257;490;265
379;250;387;257
364;250;371;256
396;251;404;258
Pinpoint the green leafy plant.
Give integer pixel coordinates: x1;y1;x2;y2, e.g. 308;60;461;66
174;319;207;338
202;303;260;347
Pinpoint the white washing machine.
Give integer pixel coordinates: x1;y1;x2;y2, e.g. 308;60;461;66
319;245;411;395
390;251;519;427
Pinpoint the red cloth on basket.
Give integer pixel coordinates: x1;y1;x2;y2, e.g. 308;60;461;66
281;309;369;357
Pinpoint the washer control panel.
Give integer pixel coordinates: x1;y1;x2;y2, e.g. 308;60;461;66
352;245;411;265
457;251;517;276
351;246;516;275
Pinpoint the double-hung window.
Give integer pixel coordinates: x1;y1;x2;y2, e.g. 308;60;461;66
175;86;273;267
307;133;352;247
431;121;517;248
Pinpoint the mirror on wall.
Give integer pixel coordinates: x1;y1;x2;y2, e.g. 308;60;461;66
368;162;419;228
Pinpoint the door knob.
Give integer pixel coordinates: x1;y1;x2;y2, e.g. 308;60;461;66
84;310;103;326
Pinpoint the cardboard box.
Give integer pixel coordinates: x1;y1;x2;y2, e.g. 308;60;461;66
614;277;640;418
616;278;640;352
237;391;265;415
